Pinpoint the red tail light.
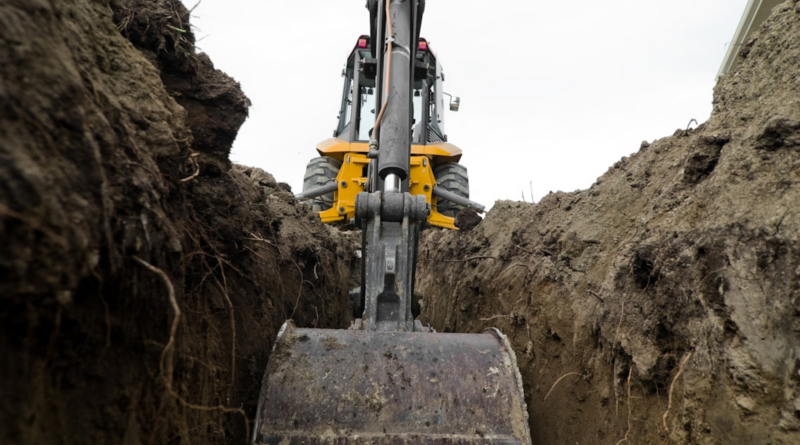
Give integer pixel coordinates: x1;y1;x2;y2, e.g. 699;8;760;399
418;41;428;51
358;38;368;48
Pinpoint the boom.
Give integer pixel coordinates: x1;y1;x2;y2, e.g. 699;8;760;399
355;0;428;331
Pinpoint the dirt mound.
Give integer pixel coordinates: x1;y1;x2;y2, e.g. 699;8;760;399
0;1;357;444
418;2;800;444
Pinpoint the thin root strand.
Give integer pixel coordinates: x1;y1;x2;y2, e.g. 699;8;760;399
662;350;694;434
544;372;582;401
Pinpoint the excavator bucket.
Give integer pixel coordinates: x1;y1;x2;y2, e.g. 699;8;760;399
253;322;532;444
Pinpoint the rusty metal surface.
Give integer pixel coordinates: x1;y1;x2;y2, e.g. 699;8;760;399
253;322;531;444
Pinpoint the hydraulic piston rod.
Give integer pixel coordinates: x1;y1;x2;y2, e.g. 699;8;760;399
377;0;413;182
433;185;486;213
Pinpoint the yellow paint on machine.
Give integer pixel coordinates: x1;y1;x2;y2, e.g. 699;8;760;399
316;138;463;165
317;148;459;230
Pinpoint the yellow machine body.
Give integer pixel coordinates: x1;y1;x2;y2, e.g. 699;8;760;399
315;138;464;230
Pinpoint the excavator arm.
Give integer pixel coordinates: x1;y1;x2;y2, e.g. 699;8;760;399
356;0;427;332
252;3;532;443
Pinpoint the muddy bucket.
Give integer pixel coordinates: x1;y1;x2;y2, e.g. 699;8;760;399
253;321;531;444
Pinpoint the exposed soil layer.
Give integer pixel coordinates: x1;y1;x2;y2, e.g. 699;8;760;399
0;1;357;444
418;3;800;444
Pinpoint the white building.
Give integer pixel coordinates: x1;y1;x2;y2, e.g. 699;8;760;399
718;0;785;76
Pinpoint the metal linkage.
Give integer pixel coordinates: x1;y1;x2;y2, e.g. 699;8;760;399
432;185;486;213
352;0;431;333
294;182;338;200
355;190;428;332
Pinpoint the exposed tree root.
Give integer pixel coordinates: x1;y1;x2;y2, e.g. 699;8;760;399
180;152;200;182
544;372;582;401
134;255;251;443
662;350;694;434
0;202;67;247
615;366;634;445
444;256;497;263
133;256;181;388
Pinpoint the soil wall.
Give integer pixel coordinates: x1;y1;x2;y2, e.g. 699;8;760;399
3;1;800;444
0;1;357;443
418;2;800;444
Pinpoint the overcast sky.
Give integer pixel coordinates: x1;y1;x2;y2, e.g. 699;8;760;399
182;0;748;208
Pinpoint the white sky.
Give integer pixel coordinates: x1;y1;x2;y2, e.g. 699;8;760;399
182;0;747;208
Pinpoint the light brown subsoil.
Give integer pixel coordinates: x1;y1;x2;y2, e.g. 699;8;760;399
418;2;800;444
0;1;357;444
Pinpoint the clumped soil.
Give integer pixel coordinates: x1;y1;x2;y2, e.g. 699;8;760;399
0;1;357;444
418;2;800;444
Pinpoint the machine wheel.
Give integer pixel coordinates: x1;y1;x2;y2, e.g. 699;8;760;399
302;156;342;211
433;162;469;217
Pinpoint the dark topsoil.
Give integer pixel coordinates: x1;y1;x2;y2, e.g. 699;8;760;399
0;0;357;444
418;2;800;444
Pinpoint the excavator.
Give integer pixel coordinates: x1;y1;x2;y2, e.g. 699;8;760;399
253;2;532;443
296;5;482;229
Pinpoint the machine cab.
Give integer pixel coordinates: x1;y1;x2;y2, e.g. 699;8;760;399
334;36;453;145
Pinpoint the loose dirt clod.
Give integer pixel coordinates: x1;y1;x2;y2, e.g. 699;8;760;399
455;208;482;231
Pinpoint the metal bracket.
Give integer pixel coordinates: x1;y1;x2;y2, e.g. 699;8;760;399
355;191;429;332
